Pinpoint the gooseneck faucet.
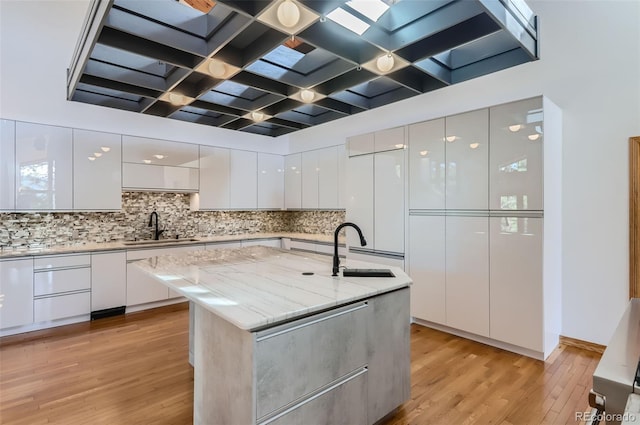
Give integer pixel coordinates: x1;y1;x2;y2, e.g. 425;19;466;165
148;211;164;240
332;222;367;276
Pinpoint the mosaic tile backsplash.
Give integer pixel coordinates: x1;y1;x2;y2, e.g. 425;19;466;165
0;192;345;249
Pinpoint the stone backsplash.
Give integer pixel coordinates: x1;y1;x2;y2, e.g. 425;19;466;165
0;192;345;249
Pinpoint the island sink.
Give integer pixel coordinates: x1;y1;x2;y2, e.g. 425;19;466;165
343;268;395;277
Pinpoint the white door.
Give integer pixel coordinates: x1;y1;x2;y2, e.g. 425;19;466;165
408;215;446;324
374;149;404;254
346;155;374;249
317;146;339;209
73;129;122;210
490;216;543;351
445;216;489;336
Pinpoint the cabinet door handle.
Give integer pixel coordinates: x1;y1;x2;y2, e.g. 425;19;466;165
256;301;368;342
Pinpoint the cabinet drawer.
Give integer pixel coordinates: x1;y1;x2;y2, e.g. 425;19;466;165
259;368;367;425
255;301;369;418
34;292;90;322
34;267;90;296
34;254;90;270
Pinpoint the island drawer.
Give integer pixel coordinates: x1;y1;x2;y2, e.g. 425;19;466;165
255;300;369;419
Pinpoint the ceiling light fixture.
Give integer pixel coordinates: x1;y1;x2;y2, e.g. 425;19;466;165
300;89;315;103
277;0;301;28
446;136;456;142
100;146;110;152
208;59;227;78
376;53;395;73
509;124;522;132
251;111;265;122
168;92;184;105
528;134;540;141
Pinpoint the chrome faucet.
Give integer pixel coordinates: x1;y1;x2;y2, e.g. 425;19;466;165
148;211;164;240
332;222;367;276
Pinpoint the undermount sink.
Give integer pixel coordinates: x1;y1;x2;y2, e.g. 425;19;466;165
342;268;395;278
123;238;201;246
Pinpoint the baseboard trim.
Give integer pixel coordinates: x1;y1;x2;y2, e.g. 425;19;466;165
559;335;606;354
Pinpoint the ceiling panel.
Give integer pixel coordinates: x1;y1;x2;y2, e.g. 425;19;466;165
67;0;539;137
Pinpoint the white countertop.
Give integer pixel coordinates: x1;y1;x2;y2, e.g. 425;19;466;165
130;246;411;331
0;232;344;259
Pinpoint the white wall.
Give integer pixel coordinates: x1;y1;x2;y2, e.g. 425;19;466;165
287;1;640;345
0;0;287;155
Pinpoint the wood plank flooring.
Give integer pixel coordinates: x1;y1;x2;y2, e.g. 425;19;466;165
0;303;601;425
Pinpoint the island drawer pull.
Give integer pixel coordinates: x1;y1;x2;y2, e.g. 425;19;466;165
256;301;368;342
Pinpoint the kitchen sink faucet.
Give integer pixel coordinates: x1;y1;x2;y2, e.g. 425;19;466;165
149;211;165;240
332;222;367;276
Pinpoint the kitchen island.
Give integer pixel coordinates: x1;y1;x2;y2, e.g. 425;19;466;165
131;246;411;425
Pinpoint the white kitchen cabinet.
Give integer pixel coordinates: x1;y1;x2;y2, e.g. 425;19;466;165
348;132;374;156
229;150;257;209
257;153;284;210
73;129;122;211
337;144;346;209
0;258;33;330
122;135;199;192
284;153;301;209
490;216;543;351
445;109;488;210
346;154;374;249
408;118;445;210
374;126;405;152
91;251;127;312
126;244;204;306
205;242;241;250
301;151;319;209
198;146;230;209
33;254;91;323
445;216;489;337
374;149;404;254
489;97;544;211
408;215;446;325
0;120;15;210
15;122;73;210
317;146;339;209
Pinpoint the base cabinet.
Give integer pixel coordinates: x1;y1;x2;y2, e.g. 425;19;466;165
0;258;33;329
91;251;127;312
193;288;409;424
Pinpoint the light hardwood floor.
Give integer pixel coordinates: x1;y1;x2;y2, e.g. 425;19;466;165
0;303;600;425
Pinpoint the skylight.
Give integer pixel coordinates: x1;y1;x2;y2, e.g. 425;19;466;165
327;7;370;35
346;0;389;22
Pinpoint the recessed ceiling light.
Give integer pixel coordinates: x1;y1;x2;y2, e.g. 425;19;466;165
376;53;395;73
168;93;184;105
100;146;111;152
327;7;370;35
346;0;389;22
251;111;265;122
300;89;315;103
277;0;301;28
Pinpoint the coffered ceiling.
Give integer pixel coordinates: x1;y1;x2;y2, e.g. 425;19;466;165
67;0;538;137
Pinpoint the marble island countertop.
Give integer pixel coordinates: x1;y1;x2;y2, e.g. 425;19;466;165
0;232;345;259
130;245;411;331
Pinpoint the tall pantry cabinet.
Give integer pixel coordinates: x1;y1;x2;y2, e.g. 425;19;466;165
408;96;562;360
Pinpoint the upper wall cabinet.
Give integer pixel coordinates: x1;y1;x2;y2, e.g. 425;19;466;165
301;151;319;209
15;122;73;210
229;150;257;209
122;136;199;192
317;146;340;209
285;153;302;209
348;133;374;156
337;145;346;209
374;127;405;152
445;109;489;210
489;97;544;211
73;129;122;211
408;118;445;210
0;120;15;210
258;153;284;210
198;146;230;210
